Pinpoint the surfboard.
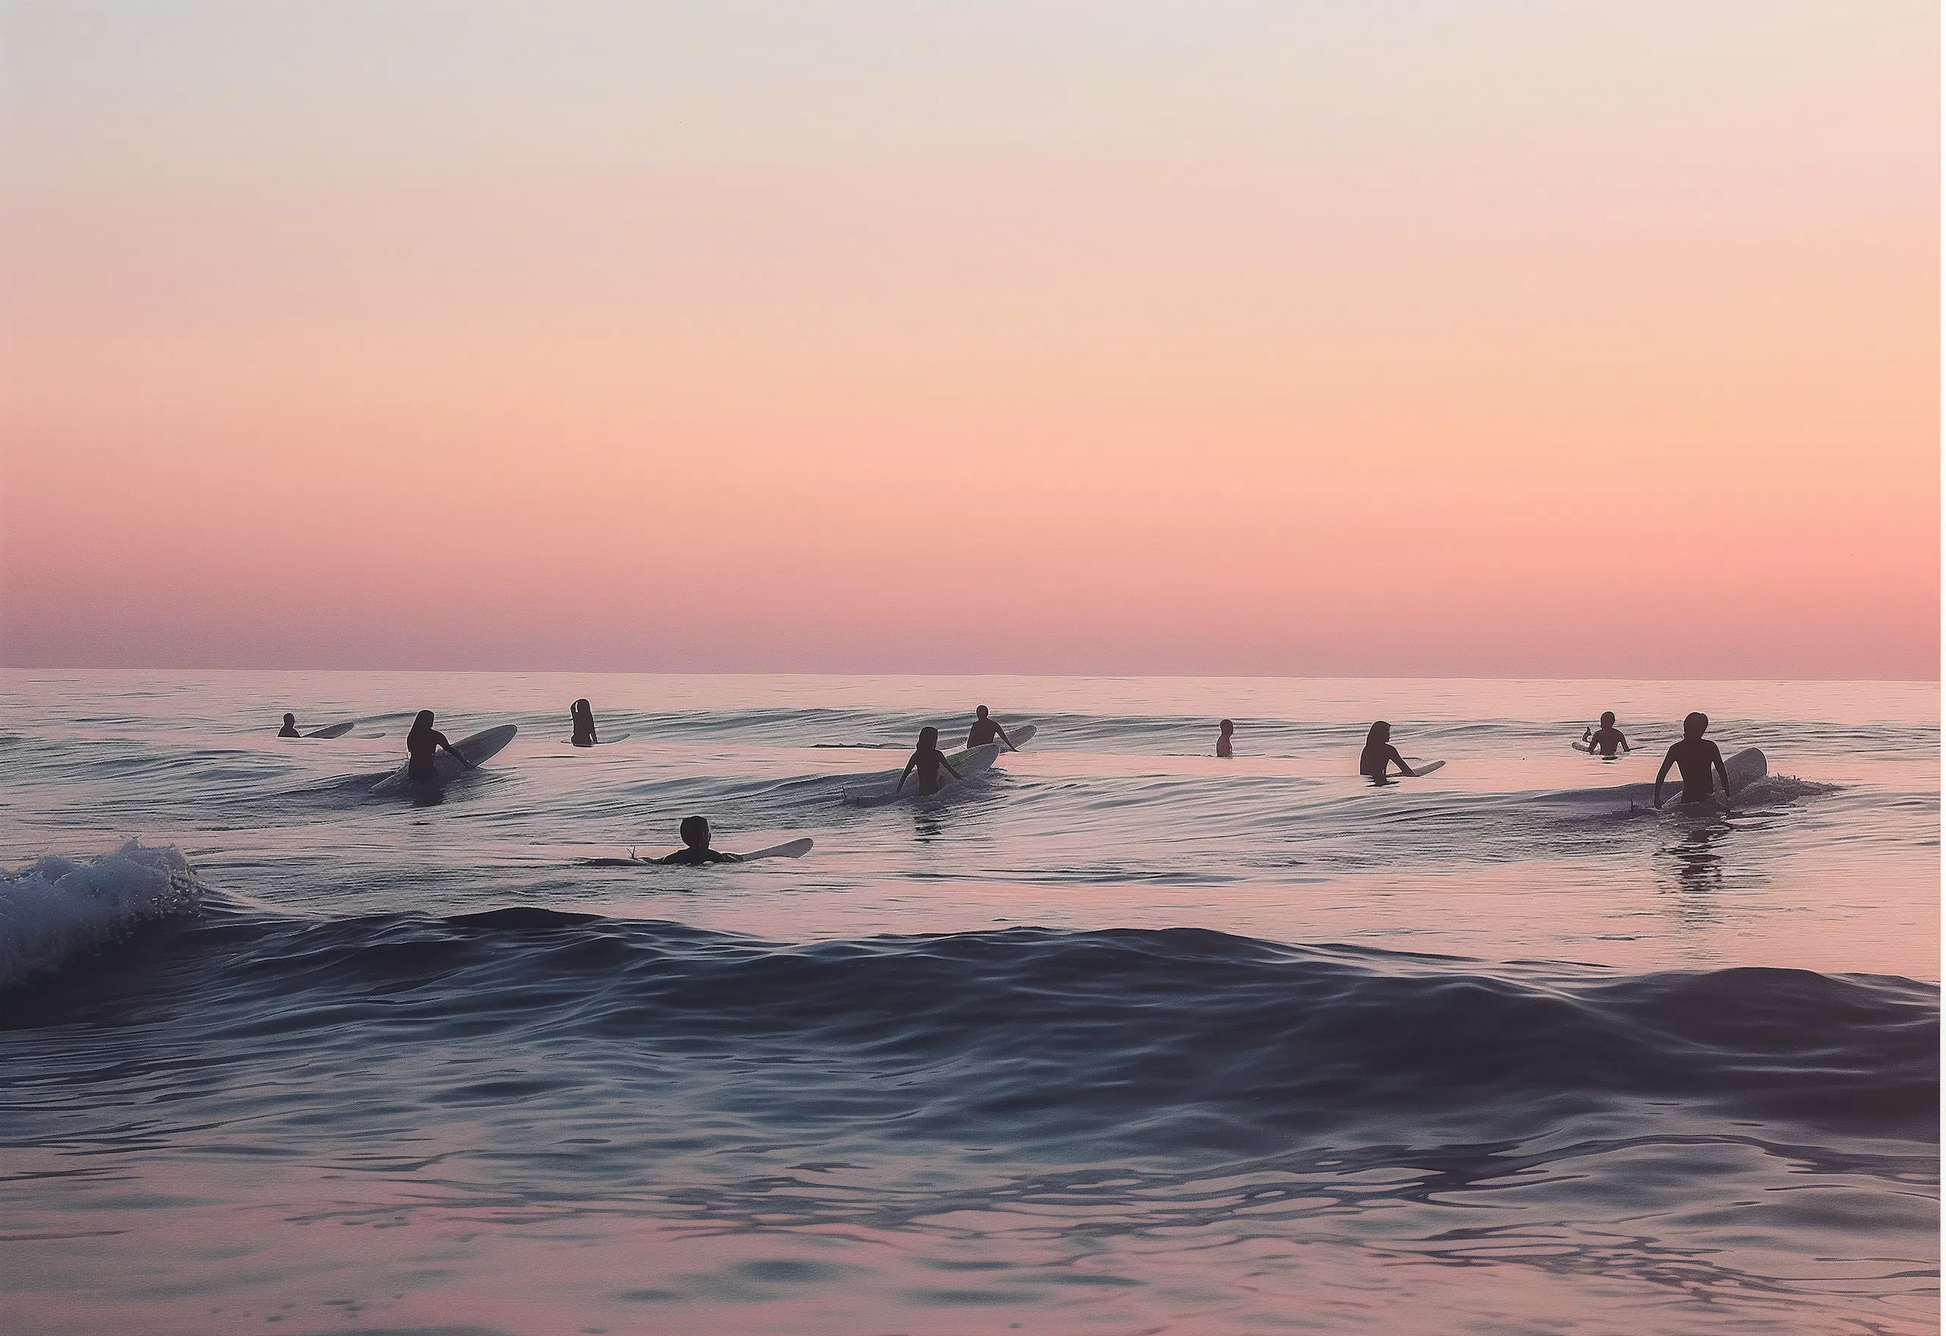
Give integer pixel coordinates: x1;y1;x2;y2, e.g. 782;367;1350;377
1570;739;1593;753
304;722;355;739
1406;760;1445;776
581;836;814;867
1648;746;1768;808
372;724;518;793
846;742;1002;807
563;733;631;746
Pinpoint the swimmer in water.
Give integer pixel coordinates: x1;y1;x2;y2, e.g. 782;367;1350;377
1359;720;1417;781
278;713;301;738
965;706;1017;751
405;710;474;785
1216;719;1235;758
1653;712;1729;807
897;726;964;797
657;816;741;865
569;698;598;747
1587;711;1631;757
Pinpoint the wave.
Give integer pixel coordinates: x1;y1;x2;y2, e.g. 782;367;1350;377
0;841;202;989
6;885;1934;1148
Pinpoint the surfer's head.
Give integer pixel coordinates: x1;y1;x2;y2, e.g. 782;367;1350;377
1219;719;1234;735
919;726;939;749
975;705;990;720
1683;711;1709;739
679;815;710;850
1366;720;1390;747
411;710;434;736
283;713;295;727
1600;712;1616;728
571;698;590;721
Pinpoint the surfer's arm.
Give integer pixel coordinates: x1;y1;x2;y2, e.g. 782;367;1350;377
1389;746;1414;778
941;755;963;781
1711;749;1731;795
1652;749;1676;805
1619;732;1631;753
895;754;918;793
437;738;473;768
710;851;742;863
997;724;1016;751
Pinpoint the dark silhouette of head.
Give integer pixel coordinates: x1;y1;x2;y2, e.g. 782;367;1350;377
919;726;939;749
679;815;710;850
1600;711;1616;728
283;713;295;727
571;698;592;723
975;705;990;720
410;711;435;739
1219;719;1234;736
1683;711;1709;739
1367;721;1391;747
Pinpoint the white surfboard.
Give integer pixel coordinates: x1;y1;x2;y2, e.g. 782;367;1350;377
563;733;632;747
304;721;355;739
581;836;814;867
373;724;518;793
1570;739;1593;753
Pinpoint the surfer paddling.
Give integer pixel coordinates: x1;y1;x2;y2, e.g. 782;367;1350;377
569;698;599;747
965;706;1017;751
1653;712;1730;807
1586;712;1631;758
278;713;301;738
1359;721;1417;782
1216;719;1235;758
406;711;474;785
897;726;964;797
655;816;741;865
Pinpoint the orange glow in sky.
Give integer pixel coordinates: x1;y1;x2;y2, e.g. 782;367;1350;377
1;2;1936;675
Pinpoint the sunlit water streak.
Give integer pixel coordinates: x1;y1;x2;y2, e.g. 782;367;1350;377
0;671;1936;1333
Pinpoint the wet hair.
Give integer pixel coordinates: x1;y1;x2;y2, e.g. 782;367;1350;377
679;815;710;848
975;705;990;718
1366;721;1390;747
919;726;939;748
1219;719;1234;732
410;710;435;737
1683;711;1709;738
1600;712;1616;727
571;698;592;723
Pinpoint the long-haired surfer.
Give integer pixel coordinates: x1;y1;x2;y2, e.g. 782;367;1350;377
1359;721;1416;782
278;713;301;738
569;698;599;747
656;816;741;865
897;726;964;797
965;706;1017;751
1216;719;1235;758
1653;712;1729;807
406;711;473;785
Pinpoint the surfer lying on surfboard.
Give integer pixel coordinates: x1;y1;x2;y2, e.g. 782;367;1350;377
653;816;742;865
965;706;1018;751
897;726;964;797
407;711;474;784
1653;712;1730;807
1360;721;1418;782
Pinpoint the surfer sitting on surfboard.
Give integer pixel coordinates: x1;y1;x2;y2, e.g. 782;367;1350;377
1587;712;1630;758
278;713;301;738
1653;712;1729;807
1359;721;1417;781
657;816;741;865
569;698;598;747
406;711;474;785
897;726;964;797
965;706;1017;751
1216;719;1235;757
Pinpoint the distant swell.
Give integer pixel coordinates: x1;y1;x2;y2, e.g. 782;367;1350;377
0;842;202;989
6;891;1934;1149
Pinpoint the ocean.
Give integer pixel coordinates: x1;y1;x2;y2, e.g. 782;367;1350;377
1;670;1937;1334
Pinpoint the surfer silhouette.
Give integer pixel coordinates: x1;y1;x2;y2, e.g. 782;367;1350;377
965;706;1016;750
1653;712;1729;807
406;710;473;785
658;816;740;865
1359;721;1416;782
897;726;964;797
1216;719;1235;757
1587;711;1630;757
570;698;598;747
278;713;300;738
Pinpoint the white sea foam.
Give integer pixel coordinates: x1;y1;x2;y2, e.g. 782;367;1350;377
0;841;201;989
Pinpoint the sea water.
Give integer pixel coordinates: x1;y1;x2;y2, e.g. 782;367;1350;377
0;671;1937;1333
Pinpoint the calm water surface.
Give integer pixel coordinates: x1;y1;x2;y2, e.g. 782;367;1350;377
1;671;1937;1334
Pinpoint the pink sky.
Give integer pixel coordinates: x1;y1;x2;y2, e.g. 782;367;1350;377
1;1;1936;676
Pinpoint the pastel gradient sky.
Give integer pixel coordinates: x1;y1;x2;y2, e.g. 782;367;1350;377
2;1;1937;676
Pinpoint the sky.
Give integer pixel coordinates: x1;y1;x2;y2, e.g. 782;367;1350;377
1;0;1937;677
